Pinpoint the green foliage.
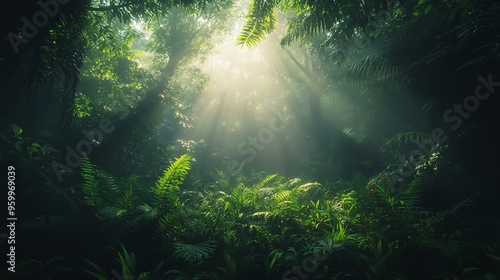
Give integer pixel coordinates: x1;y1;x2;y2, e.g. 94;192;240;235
380;131;433;153
85;243;165;280
80;155;191;240
173;241;217;263
342;125;368;145
363;174;426;242
0;122;59;164
239;0;395;47
236;0;278;47
22;157;496;279
77;158;156;239
355;237;404;280
79;156;120;212
78;19;153;122
212;252;239;280
154;154;192;212
80;156;103;209
11;123;22;137
341;54;407;91
74;92;93;118
117;242;137;279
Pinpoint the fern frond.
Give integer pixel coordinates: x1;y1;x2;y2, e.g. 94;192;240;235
343;127;355;138
342;55;407;91
115;188;134;212
280;12;328;47
380;131;433;152
154;154;191;211
420;193;479;238
236;0;279;48
274;190;292;204
251;211;274;219
254;174;278;190
155;207;198;242
80;155;102;209
297;182;321;192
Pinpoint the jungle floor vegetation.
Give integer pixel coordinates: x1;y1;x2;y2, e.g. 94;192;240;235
1;139;499;279
1;0;499;279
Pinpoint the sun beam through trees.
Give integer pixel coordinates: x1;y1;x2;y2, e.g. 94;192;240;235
1;0;500;279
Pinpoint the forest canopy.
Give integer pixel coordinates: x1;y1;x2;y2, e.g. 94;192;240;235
1;0;499;279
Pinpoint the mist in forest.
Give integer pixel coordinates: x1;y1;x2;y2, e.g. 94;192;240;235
1;0;499;279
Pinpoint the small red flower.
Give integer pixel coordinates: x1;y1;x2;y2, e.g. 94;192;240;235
369;188;376;194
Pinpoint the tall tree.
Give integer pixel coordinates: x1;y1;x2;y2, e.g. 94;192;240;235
0;0;221;131
87;2;234;166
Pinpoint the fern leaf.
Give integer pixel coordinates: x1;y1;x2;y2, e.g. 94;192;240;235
80;155;102;209
254;174;278;190
237;0;278;47
280;13;328;47
380;131;433;152
297;182;321;192
342;55;406;90
154;154;191;211
251;211;274;219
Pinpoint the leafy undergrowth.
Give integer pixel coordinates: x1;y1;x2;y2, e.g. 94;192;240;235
4;154;498;280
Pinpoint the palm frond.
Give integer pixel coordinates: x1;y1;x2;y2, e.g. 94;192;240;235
280;11;328;47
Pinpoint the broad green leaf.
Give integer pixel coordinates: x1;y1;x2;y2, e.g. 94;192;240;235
12;124;23;137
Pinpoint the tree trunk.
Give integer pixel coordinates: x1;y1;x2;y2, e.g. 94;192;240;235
89;52;183;165
308;83;325;151
309;89;322;137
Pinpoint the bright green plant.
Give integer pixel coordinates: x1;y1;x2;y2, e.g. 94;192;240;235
74;92;93;118
173;241;217;264
211;252;239;280
1;122;59;163
80;155;104;210
154;154;192;213
85;243;164;280
380;131;433;153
